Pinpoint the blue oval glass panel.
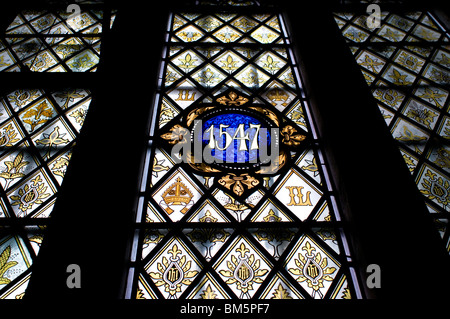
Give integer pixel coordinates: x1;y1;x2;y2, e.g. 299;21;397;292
201;113;271;163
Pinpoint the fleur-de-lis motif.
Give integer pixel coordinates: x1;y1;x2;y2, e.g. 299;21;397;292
281;125;306;147
389;68;413;85
218;173;259;197
288;241;337;299
261;55;280;74
35;126;70;159
216;91;249;106
219;242;269;299
219;55;240;73
0;246;18;285
177;53;198;72
148;243;199;298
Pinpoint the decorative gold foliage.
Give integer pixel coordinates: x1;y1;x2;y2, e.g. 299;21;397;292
420;169;450;207
0;152;29;188
288;241;337;298
0;246;18;285
219;242;269;298
21;101;54;131
148;243;199;298
161;124;189;145
271;283;293;299
200;284;218;299
10;175;50;215
216;91;249;106
218;173;259;197
35;126;70;159
0;124;20;147
281;125;306;147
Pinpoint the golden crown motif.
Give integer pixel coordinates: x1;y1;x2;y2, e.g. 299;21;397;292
162;177;194;206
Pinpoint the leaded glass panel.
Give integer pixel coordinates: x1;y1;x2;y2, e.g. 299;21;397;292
334;9;450;251
126;4;363;300
1;7;116;72
0;1;116;298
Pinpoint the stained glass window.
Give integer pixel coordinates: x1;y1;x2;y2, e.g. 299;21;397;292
334;8;450;252
125;3;363;300
1;5;116;72
0;2;115;299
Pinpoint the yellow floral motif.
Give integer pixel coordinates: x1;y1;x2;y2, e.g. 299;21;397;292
260;55;280;74
219;242;269;299
240;68;263;87
344;29;368;42
8;90;41;108
177;53;198;72
54;39;83;59
219;55;240;73
429;68;450;84
218;173;260;197
173;16;186;30
374;89;403;107
416;28;439;41
397;52;424;71
214;27;241;43
405;101;437;129
0;55;11;68
0;246;18;285
35;126;70;159
200;284;218;299
159;102;177;127
68;53;96;70
21;100;54;132
288;241;337;298
395;126;427;153
177;29;203;42
281;125;306;147
54;89;86;109
69;108;88;126
420;169;450;207
231;17;256;32
148;243;199;298
136;289;145;299
433;147;450;170
287;104;307;128
281;70;295;87
26;52;54;72
271;283;293;299
383;28;403;41
437;53;450;68
194;67;223;87
254;220;295;258
68;13;95;31
0;152;29;189
251;27;278;44
301;157;319;176
51;152;72;178
216;91;248;106
417;88;446;108
196;16;221;32
359;54;384;73
389;68;413;85
402;153;416;172
0;124;20;147
10;175;50;216
152;157;169;178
